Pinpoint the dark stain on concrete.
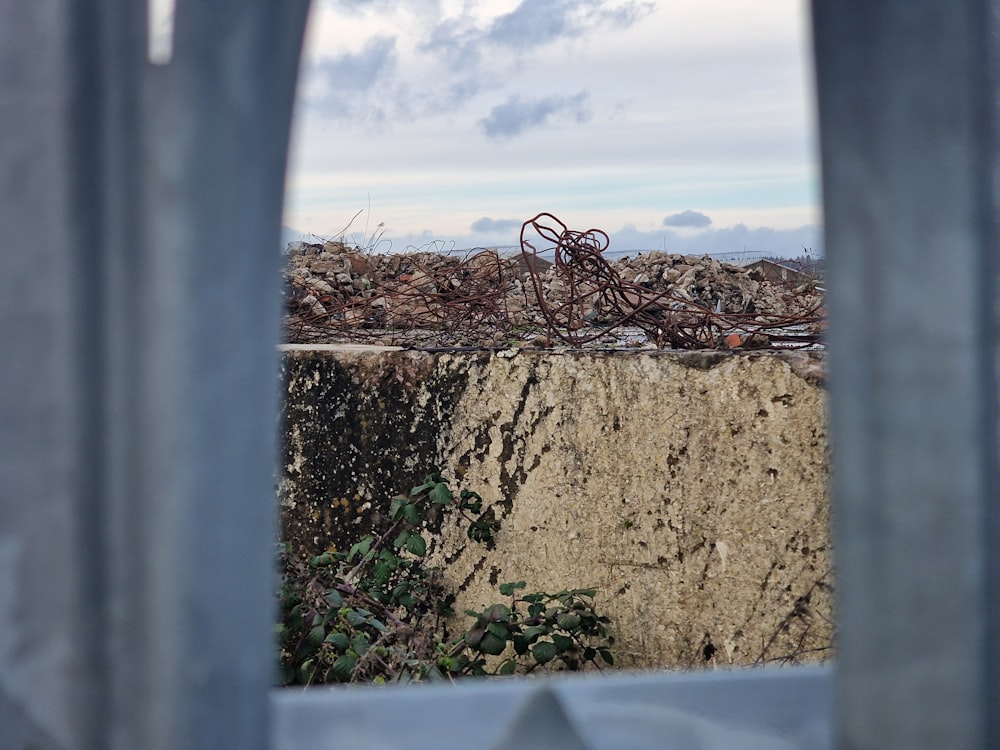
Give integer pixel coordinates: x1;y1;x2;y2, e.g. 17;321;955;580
279;351;472;559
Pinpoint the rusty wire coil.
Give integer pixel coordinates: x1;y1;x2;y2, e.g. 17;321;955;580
519;212;823;349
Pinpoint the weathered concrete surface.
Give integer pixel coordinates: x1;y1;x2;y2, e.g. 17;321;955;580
279;345;830;671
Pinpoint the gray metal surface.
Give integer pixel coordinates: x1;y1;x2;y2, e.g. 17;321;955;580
272;667;832;750
812;1;999;749
0;2;310;749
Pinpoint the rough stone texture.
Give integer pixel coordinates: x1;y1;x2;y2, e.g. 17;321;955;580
279;345;831;671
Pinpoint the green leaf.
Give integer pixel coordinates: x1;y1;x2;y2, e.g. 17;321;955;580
348;537;372;561
325;632;350;650
486;622;509;639
390;495;407;522
391;581;411;597
467;512;497;544
306;625;326;647
309;552;332;567
479;632;507;656
465;627;485;649
436;655;459;673
552;633;575;653
325;589;343;607
403;503;421;525
331;653;357;681
373;561;393;586
556;612;582;631
459;489;483;513
598;648;615;665
497;659;518;676
405;533;427;557
512;635;529;655
410;478;436;496
351;634;371;656
521;625;548;642
345;609;369;627
429;482;453;505
393;529;410;549
531;641;558;664
486;603;510;622
498;580;526;596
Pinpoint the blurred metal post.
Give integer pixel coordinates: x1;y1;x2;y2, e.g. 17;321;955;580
0;2;310;749
813;2;999;749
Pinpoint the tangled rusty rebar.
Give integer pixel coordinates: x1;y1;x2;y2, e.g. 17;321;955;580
519;212;823;349
283;213;824;350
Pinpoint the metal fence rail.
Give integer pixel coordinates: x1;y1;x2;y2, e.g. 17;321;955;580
0;2;309;749
2;1;998;749
814;2;1000;748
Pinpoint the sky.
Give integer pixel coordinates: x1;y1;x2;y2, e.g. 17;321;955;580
282;0;821;258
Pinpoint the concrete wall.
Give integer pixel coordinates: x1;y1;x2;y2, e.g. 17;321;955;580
279;345;830;671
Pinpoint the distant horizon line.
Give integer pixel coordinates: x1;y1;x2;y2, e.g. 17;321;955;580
284;236;823;263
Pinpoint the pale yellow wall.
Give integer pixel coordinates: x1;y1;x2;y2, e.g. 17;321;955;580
280;346;831;670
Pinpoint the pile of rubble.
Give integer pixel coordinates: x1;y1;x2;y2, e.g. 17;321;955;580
283;240;824;349
609;252;820;317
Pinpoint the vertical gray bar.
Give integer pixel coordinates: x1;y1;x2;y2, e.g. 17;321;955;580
0;2;310;749
812;2;999;749
0;3;96;748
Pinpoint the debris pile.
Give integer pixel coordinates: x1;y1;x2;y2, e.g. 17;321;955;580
283;213;824;350
285;244;530;346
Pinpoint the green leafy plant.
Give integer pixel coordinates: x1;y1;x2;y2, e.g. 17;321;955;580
276;474;614;686
454;582;614;677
